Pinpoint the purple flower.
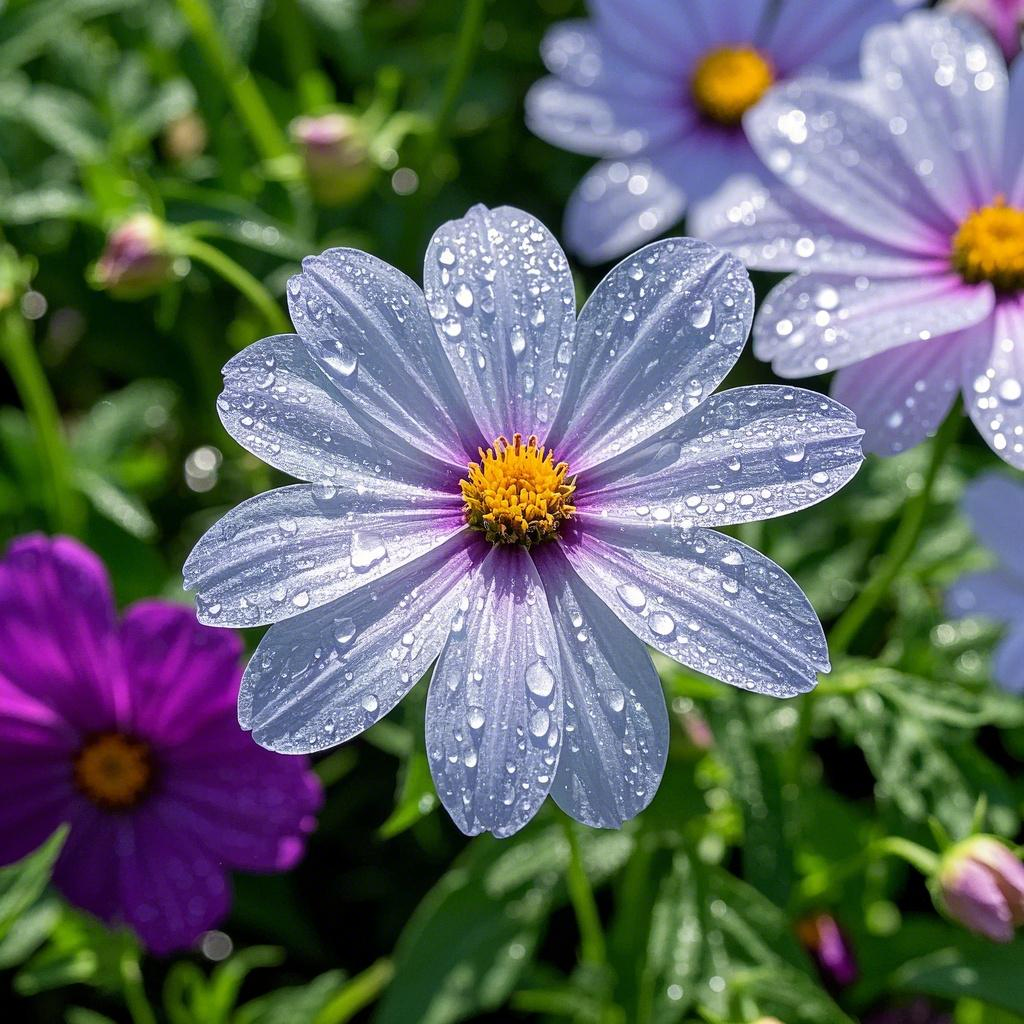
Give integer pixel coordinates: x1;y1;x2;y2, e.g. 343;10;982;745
936;835;1024;942
289;112;375;207
699;12;1024;468
0;535;321;955
943;0;1024;60
92;213;177;299
947;472;1024;693
184;204;864;837
525;0;923;264
797;913;859;987
865;1000;953;1024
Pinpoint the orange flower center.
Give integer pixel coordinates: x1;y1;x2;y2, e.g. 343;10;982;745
691;46;775;126
952;198;1024;292
74;733;153;810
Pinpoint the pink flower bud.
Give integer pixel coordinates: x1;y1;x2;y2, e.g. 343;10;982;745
290;112;375;206
943;0;1024;60
938;836;1024;942
797;913;858;987
92;214;176;299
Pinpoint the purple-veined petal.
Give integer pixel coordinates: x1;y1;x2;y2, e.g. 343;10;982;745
183;484;464;628
564;155;688;265
287;248;480;463
423;205;576;443
426;546;561;838
560;520;828;697
1003;56;1024;205
962;297;1024;469
238;532;481;753
754;272;993;376
0;753;75;864
862;12;1007;221
830;333;962;456
578;385;863;529
744;79;956;251
547;239;753;471
218;334;463;492
959;470;1024;574
533;543;668;829
694;175;949;275
941;856;1015;941
947;569;1024;621
993;624;1024;694
690;0;773;46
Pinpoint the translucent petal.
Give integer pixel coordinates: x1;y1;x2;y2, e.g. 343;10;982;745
959;470;1024;575
533;543;668;829
548;239;753;470
947;570;1024;622
560;521;828;697
422;204;576;442
183;484;464;627
426;546;561;838
1003;56;1024;206
239;533;481;753
993;625;1024;695
579;385;863;528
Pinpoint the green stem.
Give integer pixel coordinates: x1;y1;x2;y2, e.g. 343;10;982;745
315;958;394;1024
177;234;291;336
120;950;158;1024
176;0;291;162
800;835;940;904
432;0;487;146
828;407;961;658
0;308;81;534
273;0;334;111
561;816;607;970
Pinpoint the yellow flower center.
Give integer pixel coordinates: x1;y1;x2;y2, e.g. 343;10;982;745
952;198;1024;292
690;46;774;126
74;733;153;810
461;434;576;548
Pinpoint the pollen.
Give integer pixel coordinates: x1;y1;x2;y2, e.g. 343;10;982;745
691;46;774;126
461;434;576;548
952;198;1024;292
74;732;153;810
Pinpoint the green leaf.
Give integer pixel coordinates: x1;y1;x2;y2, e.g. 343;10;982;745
235;971;348;1024
379;749;437;839
0;896;61;970
0;827;66;943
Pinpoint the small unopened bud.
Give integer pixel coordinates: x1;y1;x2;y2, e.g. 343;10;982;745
290;112;375;206
752;1018;786;1024
943;0;1024;60
937;836;1024;942
797;913;858;987
92;214;177;299
162;111;208;163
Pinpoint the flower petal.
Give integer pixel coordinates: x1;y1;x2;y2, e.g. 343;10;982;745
943;856;1015;942
422;205;576;443
239;532;481;753
862;12;1007;221
959;470;1024;575
993;624;1024;695
532;543;667;829
579;385;863;528
755;272;993;376
830;334;962;456
426;546;561;838
287;248;480;463
962;298;1024;469
183;484;464;627
947;569;1024;622
560;520;828;697
744;79;956;251
548;239;753;470
218;334;462;491
1003;56;1024;206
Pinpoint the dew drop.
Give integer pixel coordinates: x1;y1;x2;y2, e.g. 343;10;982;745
525;660;556;698
615;583;647;610
649;611;675;636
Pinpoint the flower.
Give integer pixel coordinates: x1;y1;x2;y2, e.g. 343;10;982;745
525;0;923;264
91;213;178;299
0;535;321;954
935;835;1024;941
698;11;1024;468
184;204;864;838
864;1000;952;1024
797;912;858;987
289;111;376;207
946;472;1024;693
943;0;1024;60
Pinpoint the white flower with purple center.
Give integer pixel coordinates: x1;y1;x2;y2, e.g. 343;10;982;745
525;0;922;264
699;11;1024;467
947;473;1024;694
184;205;863;837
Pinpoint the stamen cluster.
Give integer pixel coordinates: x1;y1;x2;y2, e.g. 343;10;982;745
690;47;775;126
73;732;153;810
952;198;1024;292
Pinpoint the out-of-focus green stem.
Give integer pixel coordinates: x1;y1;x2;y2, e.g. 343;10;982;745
177;235;291;336
432;0;486;146
274;0;334;111
829;407;961;658
800;835;940;904
0;307;81;534
315;958;394;1023
176;0;291;162
562;816;607;971
120;950;157;1024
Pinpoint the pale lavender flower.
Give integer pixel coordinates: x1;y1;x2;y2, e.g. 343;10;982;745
525;0;922;264
947;473;1024;693
184;204;863;837
699;12;1024;467
944;0;1024;60
937;835;1024;942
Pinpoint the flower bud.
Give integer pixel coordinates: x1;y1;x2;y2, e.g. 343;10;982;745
937;836;1024;942
290;112;375;206
162;111;208;163
797;913;858;987
752;1018;785;1024
91;214;177;299
943;0;1024;60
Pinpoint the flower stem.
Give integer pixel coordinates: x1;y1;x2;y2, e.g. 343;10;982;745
0;307;82;534
177;234;291;336
175;0;291;162
432;0;487;147
561;816;608;970
828;407;961;658
120;950;157;1024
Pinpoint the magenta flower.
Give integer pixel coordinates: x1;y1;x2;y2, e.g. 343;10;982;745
937;835;1024;942
525;0;922;264
700;11;1024;467
184;204;864;838
92;213;177;299
947;473;1024;693
797;913;859;988
944;0;1024;60
0;535;321;955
